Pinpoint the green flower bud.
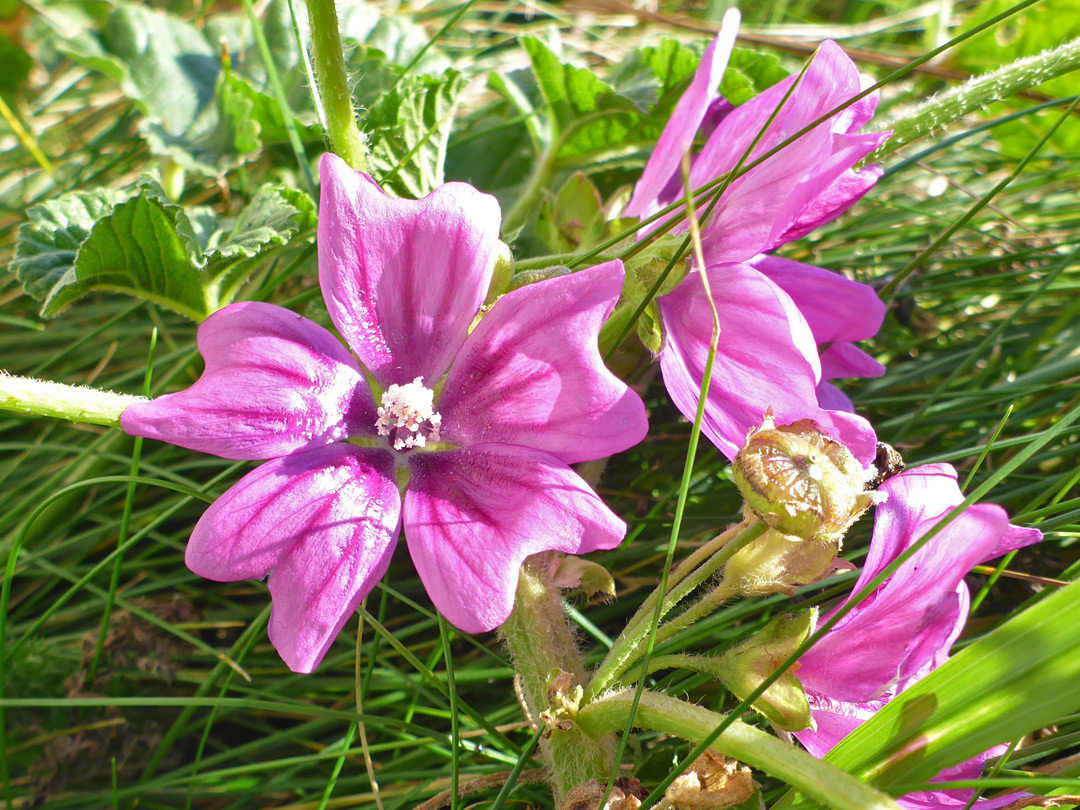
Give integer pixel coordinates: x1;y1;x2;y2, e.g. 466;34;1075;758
732;416;882;544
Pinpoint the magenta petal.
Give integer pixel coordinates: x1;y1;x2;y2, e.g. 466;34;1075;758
317;152;502;387
658;264;877;464
794;695;875;757
821;343;886;382
186;445;400;673
898;749;1022;810
798;464;1042;704
816;381;854;413
776;163;884;244
683;40;882;263
751;255;884;346
438;260;648;464
121;301;374;460
623;8;740;220
403;443;626;633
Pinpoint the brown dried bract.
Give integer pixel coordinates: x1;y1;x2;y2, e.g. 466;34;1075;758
663;751;756;810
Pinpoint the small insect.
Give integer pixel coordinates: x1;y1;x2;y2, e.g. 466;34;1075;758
867;441;905;490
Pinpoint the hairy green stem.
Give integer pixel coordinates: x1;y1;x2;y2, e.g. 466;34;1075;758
874;36;1080;159
653;579;738;647
304;0;368;171
586;519;766;701
576;690;901;810
0;374;141;427
499;560;613;805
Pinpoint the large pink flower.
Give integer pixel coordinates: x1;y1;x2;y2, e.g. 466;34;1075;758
122;153;648;673
794;464;1042;809
630;11;887;464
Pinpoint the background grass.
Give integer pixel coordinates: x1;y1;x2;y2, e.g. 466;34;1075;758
1;0;1079;807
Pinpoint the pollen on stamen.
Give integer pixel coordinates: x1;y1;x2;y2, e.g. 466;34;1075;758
376;377;442;452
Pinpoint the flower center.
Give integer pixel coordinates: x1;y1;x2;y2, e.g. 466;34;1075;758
375;377;442;452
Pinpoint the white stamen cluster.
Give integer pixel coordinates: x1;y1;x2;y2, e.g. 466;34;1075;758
375;377;442;451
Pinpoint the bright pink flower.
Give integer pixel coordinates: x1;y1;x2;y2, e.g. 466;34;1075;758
122;153;648;673
794;464;1042;808
631;15;888;464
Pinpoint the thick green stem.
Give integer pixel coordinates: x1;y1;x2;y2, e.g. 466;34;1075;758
0;374;141;427
499;560;613;805
585;519;767;701
577;689;901;810
304;0;368;171
874;36;1080;159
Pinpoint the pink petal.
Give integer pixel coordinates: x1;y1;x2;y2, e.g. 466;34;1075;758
798;464;1042;704
317;152;502;387
820;343;886;382
121;301;374;460
794;693;875;757
751;254;885;347
751;254;885;400
623;8;740;220
897;747;1022;810
403;443;626;633
816;381;854;413
657;264;877;464
186;445;400;673
438;260;648;464
682;41;884;263
775;163;884;244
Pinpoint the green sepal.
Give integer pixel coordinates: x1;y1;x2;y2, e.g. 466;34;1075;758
723;529;841;597
717;611;815;732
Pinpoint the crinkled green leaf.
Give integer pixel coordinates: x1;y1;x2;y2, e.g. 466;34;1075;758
720;48;789;107
220;72;263;154
49;192;208;320
12;189;130;305
825;579;1080;791
367;71;465;198
58;2;318;176
97;3;219;136
210;186;317;264
522;36;640;158
611;38;700;117
11;182;314;319
524;37;789;161
522;37;622;130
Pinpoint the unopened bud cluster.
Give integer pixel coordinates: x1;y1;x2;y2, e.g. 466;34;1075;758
732;417;881;544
